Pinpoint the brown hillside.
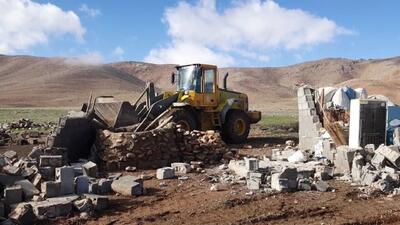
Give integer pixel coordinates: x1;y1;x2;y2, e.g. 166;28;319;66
1;55;400;114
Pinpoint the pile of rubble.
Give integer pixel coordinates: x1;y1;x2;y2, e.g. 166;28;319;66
208;141;333;193
335;144;400;195
0;119;55;147
96;123;231;170
0;147;144;224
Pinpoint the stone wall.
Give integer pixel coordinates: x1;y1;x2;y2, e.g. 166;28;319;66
95;124;230;169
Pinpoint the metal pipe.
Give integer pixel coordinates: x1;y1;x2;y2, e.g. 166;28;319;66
223;72;229;90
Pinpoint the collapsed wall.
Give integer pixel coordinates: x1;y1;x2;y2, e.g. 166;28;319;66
297;86;322;151
95;123;231;170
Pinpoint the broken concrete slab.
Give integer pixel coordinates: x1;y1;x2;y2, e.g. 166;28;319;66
111;175;143;196
73;198;93;212
4;150;17;160
3;165;22;176
9;203;36;225
371;152;386;169
271;168;298;192
156;167;175;179
15;180;40;199
171;162;191;174
30;195;79;218
83;194;109;211
334;146;357;175
314;180;329;192
375;145;400;168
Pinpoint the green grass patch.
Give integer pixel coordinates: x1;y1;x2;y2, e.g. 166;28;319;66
0;108;72;124
259;115;298;127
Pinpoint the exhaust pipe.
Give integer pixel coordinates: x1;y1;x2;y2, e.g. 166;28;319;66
223;72;229;90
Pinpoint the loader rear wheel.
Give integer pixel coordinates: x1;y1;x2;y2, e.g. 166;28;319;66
171;108;198;131
222;110;250;144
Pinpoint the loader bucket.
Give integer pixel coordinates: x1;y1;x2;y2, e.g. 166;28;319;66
93;101;139;129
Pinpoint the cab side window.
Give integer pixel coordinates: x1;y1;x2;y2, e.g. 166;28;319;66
204;69;215;93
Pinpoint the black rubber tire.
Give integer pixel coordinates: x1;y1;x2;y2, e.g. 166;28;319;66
171;108;198;131
222;110;250;144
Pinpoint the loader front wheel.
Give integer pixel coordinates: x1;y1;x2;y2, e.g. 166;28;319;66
222;110;250;144
171;108;198;131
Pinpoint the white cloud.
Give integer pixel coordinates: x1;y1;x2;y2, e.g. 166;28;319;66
145;0;352;66
0;0;85;54
146;41;234;66
79;4;101;18
64;51;103;65
112;46;125;60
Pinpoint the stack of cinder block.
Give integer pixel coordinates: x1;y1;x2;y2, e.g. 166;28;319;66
96;123;230;170
0;147;143;224
297;86;322;152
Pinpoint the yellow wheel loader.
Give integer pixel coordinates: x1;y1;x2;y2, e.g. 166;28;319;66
51;64;261;160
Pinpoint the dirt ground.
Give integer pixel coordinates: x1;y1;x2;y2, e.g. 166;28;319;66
47;128;400;225
4;127;400;225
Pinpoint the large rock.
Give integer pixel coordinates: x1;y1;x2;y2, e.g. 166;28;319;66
111;176;143;196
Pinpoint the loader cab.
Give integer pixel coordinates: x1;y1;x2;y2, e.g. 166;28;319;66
174;64;219;108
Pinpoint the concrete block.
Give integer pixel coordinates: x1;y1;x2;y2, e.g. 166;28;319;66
111;175;143;196
38;167;55;181
3;165;22;176
334;146;356;175
360;170;379;186
30;195;78;218
55;166;75;195
351;153;365;183
371;152;386;169
271;168;298;192
0;156;8;167
98;178;113;194
75;176;89;195
82;161;98;178
156;167;175;179
228;160;249;178
9;203;36;225
28;147;44;161
39;155;63;167
41;181;61;198
88;181;99;194
244;158;259;172
171;163;191;174
298;178;312;191
15;180;40;199
83;194;108;210
314;180;329;192
31;173;42;189
247;172;262;190
4;150;17;160
4;185;23;205
375;145;400;168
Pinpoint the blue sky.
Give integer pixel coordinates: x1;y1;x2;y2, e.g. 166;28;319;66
1;0;400;67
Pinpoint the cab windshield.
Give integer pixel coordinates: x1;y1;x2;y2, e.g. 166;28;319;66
177;65;201;92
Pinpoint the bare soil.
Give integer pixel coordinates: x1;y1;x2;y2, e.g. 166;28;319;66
25;127;400;225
